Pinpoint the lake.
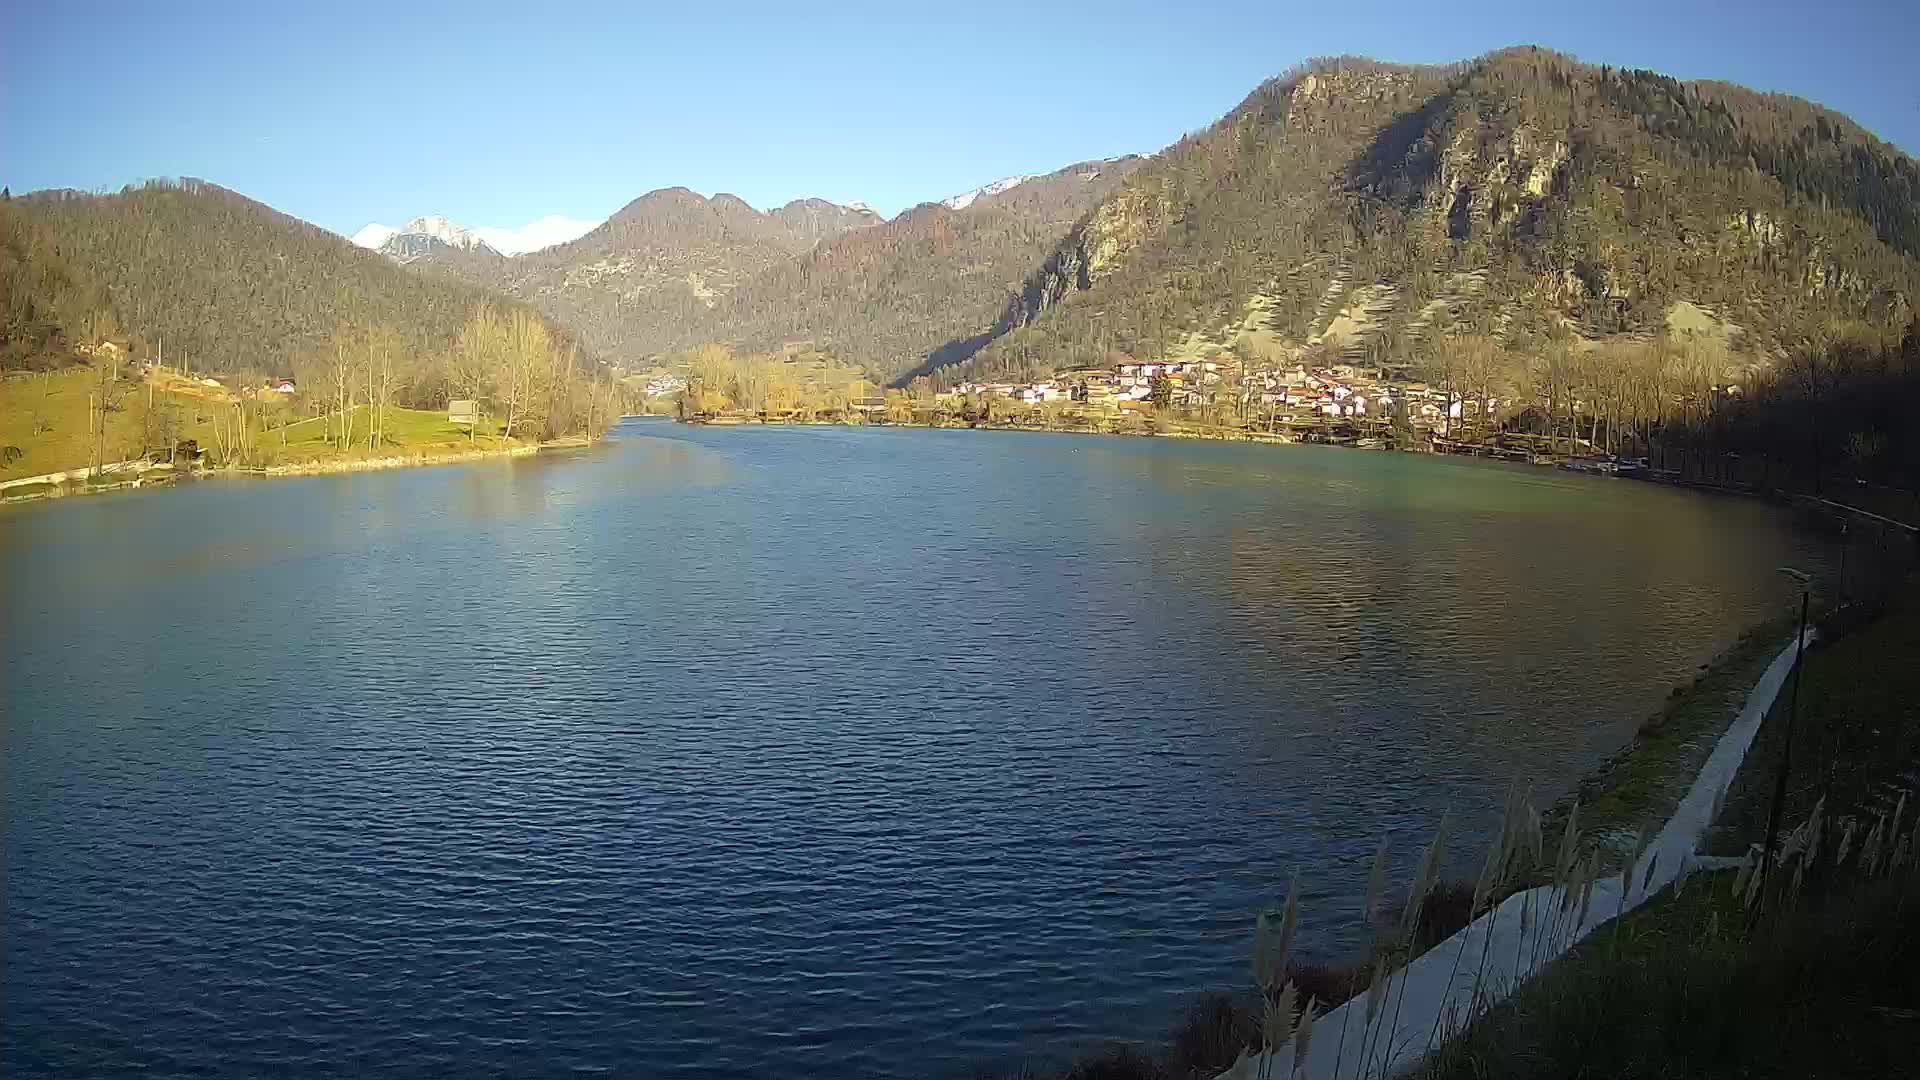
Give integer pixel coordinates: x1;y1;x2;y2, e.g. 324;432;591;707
1;422;1831;1078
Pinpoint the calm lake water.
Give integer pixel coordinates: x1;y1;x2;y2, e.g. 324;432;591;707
2;423;1831;1078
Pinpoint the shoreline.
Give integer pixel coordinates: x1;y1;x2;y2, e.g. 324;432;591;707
0;437;594;506
1262;629;1814;1080
677;418;1920;533
230;441;547;477
679;414;1369;449
680;413;1541;456
1534;617;1801;860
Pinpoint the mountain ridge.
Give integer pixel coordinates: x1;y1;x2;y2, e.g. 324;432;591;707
397;167;1139;374
352;213;588;259
18;46;1915;405
944;48;1919;387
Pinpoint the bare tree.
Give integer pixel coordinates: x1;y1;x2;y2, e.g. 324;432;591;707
325;331;364;451
90;349;114;477
499;308;554;440
452;306;506;441
362;326;403;452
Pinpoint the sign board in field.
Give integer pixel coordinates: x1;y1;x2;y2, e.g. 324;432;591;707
449;400;479;427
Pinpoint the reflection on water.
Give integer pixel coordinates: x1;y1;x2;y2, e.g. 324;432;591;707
2;424;1831;1079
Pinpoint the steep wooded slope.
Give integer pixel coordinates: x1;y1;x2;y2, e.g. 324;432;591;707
707;158;1144;382
7;179;560;375
407;162;1140;381
950;49;1920;384
419;188;880;365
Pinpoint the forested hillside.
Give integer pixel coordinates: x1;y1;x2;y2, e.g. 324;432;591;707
417;187;879;364
5;179;564;388
1;196;116;369
3;181;621;470
950;48;1920;385
769;197;885;247
707;159;1143;382
404;162;1138;381
22;46;1912;438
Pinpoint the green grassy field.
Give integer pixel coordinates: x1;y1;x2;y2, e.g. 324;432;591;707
1708;594;1920;857
1416;596;1920;1080
1413;869;1919;1080
3;366;524;481
0;367;188;481
247;401;522;467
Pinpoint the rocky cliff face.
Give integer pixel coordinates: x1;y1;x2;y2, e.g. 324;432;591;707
379;230;504;266
989;65;1433;344
395;49;1917;383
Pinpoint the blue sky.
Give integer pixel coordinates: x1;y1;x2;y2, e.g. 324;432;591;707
4;0;1915;239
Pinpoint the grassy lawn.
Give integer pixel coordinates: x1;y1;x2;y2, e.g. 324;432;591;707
3;366;525;479
1707;592;1920;858
248;403;522;467
1004;591;1920;1080
0;367;198;481
1417;594;1920;1080
1413;870;1920;1079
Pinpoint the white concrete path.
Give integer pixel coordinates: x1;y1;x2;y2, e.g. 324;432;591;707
0;457;173;492
1237;630;1810;1080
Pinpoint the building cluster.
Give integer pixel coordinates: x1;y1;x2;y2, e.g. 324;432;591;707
642;373;687;398
949;359;1503;428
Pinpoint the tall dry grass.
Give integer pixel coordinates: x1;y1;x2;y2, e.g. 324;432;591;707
987;777;1915;1080
1415;797;1920;1080
1223;780;1686;1080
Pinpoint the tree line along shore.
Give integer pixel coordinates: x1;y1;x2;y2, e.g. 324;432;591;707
654;323;1920;531
1;305;631;501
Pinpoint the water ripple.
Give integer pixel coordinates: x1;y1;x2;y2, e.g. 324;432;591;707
3;425;1831;1078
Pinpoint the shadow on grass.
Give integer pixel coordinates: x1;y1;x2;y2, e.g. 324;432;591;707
1414;872;1920;1080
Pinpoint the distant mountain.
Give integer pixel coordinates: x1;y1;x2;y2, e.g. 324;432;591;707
350;222;398;248
351;214;600;258
949;48;1920;385
941;175;1035;211
403;188;887;363
397;164;1141;378
768;197;884;246
344;46;1919;393
352;215;504;265
395;215;491;251
377;230;503;266
706;158;1145;382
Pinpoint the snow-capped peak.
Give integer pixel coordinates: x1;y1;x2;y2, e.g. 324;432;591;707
351;223;397;249
349;213;602;257
400;215;484;250
348;216;482;251
941;175;1034;211
847;201;876;214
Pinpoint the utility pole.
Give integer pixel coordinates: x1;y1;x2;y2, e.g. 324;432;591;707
1757;567;1813;909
